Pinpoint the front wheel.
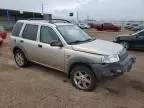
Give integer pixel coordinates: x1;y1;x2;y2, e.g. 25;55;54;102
71;65;97;91
120;41;129;50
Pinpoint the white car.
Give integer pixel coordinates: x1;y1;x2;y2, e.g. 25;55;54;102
10;19;136;91
78;23;90;29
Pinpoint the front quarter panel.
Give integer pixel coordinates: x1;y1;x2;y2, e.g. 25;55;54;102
65;48;104;72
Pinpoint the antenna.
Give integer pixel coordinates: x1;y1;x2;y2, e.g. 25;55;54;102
41;0;44;15
77;11;79;23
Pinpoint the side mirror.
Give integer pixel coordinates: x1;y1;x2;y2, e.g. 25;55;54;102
50;40;63;47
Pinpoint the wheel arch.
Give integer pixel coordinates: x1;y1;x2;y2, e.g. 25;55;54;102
13;46;28;60
68;61;97;80
13;47;21;54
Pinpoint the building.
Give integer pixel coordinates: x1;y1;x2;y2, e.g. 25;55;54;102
0;8;43;31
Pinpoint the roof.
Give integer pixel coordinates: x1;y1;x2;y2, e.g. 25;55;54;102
54;23;74;26
17;20;74;26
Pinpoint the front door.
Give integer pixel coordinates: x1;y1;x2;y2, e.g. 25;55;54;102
34;26;65;71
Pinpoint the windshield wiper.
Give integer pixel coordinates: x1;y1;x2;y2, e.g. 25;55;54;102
84;38;94;42
82;38;96;42
69;38;96;45
69;40;84;45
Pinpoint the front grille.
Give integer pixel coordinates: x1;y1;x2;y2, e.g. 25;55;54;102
119;50;128;60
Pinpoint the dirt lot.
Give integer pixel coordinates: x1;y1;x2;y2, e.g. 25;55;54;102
0;29;144;108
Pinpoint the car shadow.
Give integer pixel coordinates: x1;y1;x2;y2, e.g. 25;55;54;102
29;62;70;83
11;62;144;93
95;74;144;96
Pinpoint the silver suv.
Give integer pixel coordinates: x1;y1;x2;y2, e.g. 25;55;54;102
10;19;135;91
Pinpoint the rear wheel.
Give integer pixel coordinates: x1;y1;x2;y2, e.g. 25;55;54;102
14;49;29;67
97;28;103;31
71;65;97;91
120;41;129;50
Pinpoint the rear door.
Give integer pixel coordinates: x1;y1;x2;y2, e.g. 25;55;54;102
20;24;39;60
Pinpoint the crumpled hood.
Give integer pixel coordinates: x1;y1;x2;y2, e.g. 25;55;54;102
71;39;123;55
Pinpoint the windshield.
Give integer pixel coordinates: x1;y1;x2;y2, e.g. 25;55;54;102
132;29;144;36
58;25;94;45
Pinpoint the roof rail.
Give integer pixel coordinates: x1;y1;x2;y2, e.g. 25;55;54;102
27;18;71;23
49;19;71;23
28;18;44;20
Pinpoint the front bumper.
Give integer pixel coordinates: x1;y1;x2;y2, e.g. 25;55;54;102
91;55;136;80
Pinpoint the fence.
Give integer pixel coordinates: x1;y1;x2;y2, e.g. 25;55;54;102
0;20;16;31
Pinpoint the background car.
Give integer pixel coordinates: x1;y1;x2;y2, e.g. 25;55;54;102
124;23;131;29
124;23;139;30
0;26;7;39
114;29;144;50
78;23;90;29
131;24;144;32
87;23;97;28
96;23;121;31
0;26;7;46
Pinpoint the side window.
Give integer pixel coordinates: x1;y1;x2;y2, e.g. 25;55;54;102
12;22;23;37
22;24;38;41
138;31;144;36
40;26;58;44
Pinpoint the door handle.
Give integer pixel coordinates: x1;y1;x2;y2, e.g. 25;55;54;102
20;40;24;43
38;44;42;48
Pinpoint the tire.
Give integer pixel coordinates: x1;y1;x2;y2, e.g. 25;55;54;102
115;29;120;32
71;65;97;92
120;41;129;50
14;49;29;67
97;29;103;31
0;38;3;47
0;41;3;46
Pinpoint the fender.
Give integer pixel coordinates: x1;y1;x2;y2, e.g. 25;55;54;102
66;56;93;74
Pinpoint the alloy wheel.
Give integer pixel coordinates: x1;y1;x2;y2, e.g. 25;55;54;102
15;50;24;66
73;71;92;90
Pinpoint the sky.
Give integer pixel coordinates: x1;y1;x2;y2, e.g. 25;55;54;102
0;0;144;20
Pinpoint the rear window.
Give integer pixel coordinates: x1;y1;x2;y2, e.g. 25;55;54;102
12;22;23;37
22;24;38;41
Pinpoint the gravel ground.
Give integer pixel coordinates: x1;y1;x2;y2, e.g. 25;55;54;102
0;30;144;108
